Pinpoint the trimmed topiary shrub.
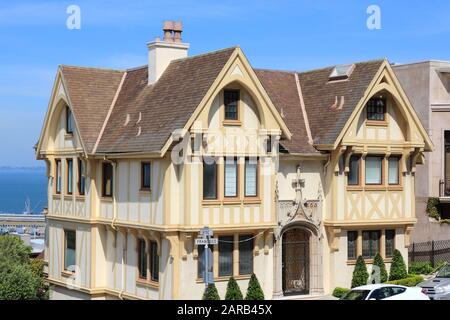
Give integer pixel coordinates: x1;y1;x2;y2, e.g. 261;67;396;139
332;287;350;299
225;277;243;300
389;249;408;281
245;274;264;300
351;256;369;288
371;252;388;283
202;284;220;300
408;261;433;275
385;275;423;287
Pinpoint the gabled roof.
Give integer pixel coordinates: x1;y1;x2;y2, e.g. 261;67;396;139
256;60;384;153
96;47;236;154
60;66;125;153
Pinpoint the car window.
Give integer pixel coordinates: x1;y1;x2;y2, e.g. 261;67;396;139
437;265;450;278
341;290;371;300
369;287;391;300
389;287;406;296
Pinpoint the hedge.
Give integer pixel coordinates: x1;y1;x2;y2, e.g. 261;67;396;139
385;275;424;287
408;261;433;275
332;287;350;299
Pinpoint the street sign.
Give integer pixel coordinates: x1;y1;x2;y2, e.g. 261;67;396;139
195;238;218;245
199;227;213;237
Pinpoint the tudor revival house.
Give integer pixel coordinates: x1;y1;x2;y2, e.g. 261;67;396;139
36;22;432;299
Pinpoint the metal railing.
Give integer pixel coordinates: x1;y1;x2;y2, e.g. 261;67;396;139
409;239;450;267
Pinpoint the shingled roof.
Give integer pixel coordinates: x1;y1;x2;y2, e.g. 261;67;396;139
96;47;236;154
256;60;384;153
60;66;125;152
59;46;385;156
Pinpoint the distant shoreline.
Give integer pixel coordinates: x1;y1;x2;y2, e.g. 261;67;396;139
0;166;46;171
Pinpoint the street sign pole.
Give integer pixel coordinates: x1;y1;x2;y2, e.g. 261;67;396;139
194;226;218;288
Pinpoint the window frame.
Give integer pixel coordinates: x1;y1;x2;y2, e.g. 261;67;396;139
66;158;73;195
137;239;148;280
388;156;401;186
102;162;113;198
223;89;240;122
347;231;358;260
244;158;259;198
224;157;239;199
141;162;151;191
218;236;234;277
203;160;218;200
66;105;74;134
366;97;387;122
63;229;76;272
77;159;86;196
149;241;159;282
362;230;381;259
348;155;361;186
238;234;254;276
365;156;384;186
385;229;396;258
55;159;62;194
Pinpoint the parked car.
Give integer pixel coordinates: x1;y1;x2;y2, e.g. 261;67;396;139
418;263;450;300
340;284;429;300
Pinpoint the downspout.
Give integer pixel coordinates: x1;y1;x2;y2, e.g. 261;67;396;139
118;229;127;300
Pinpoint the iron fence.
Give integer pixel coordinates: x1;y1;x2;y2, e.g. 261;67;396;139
409;239;450;267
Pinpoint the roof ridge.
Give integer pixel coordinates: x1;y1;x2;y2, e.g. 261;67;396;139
255;58;386;76
171;46;238;63
60;64;125;73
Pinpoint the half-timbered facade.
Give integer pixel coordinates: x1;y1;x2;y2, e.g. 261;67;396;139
36;22;432;299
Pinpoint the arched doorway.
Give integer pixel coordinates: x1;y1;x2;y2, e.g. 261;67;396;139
282;228;310;295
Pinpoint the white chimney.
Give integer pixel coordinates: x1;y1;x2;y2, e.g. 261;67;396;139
147;20;189;85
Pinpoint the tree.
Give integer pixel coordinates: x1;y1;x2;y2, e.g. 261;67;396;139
0;235;48;300
225;277;243;300
351;256;369;288
372;252;388;283
389;249;408;281
202;284;220;300
245;274;264;300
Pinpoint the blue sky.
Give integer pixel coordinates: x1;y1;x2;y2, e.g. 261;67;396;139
1;0;450;167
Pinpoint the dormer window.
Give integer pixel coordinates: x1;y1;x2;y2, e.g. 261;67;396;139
224;90;239;121
66;106;74;134
329;64;355;81
367;97;386;121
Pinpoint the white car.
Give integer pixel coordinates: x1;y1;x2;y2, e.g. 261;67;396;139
340;284;430;300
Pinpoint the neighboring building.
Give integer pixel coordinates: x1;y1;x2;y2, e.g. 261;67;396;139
0;213;46;236
36;22;432;299
394;62;450;242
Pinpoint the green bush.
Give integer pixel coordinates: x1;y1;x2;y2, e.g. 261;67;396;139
202;284;220;300
245;274;264;300
408;261;434;275
389;250;408;281
0;235;48;300
225;277;243;300
385;275;424;287
427;197;441;220
371;253;388;283
351;256;369;288
332;287;350;298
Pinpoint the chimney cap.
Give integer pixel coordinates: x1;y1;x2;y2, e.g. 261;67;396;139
173;21;183;32
163;20;174;31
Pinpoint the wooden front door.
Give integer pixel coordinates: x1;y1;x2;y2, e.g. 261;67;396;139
282;228;310;295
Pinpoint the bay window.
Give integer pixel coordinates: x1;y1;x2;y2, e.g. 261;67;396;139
238;235;254;275
218;236;233;277
362;230;381;259
203;161;217;199
55;159;61;194
224;158;238;198
348;155;361;186
66;159;73;195
388;157;400;185
365;156;383;185
245;158;258;197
